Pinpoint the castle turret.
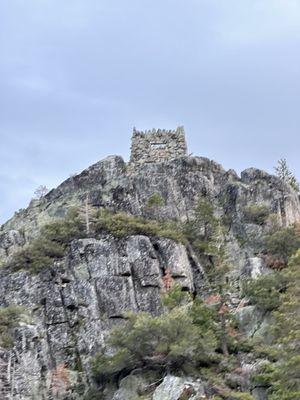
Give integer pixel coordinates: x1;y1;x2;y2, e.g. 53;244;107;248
129;126;187;167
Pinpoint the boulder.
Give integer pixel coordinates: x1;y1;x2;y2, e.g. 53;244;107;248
153;375;206;400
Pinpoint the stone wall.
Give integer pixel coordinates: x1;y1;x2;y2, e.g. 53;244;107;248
129;127;187;166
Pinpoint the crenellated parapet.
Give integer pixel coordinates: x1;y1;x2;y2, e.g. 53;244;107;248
129;126;187;166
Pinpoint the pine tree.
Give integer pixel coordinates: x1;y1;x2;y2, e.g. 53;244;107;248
210;252;231;357
185;197;232;356
271;250;300;398
274;158;299;192
260;250;300;399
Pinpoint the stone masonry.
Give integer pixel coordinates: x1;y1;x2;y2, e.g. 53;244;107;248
129;126;188;166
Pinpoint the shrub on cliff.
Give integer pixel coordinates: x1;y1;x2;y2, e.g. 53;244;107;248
268;250;300;399
264;225;300;265
0;305;26;348
242;204;270;225
242;273;286;312
10;238;65;273
7;207;187;273
95;209;184;242
42;207;84;244
146;193;165;208
254;250;300;399
92;286;218;384
9;207;85;273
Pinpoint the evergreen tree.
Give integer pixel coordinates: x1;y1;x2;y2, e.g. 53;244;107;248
256;250;300;399
274;158;299;192
185;197;232;356
92;285;218;384
268;250;300;399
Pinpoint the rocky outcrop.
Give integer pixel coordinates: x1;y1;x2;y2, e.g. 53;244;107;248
0;152;299;399
0;235;201;399
3;156;300;242
152;375;206;400
0;230;24;260
0;349;12;400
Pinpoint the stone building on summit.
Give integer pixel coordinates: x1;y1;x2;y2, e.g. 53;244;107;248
129;126;187;166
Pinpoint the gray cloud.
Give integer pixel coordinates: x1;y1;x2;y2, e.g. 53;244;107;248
1;0;300;223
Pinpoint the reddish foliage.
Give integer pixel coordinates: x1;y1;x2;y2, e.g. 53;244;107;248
51;363;70;396
218;304;230;315
227;326;240;338
204;293;221;305
162;268;174;291
263;255;286;270
235;298;248;312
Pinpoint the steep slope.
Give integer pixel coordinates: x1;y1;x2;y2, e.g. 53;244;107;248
0;154;299;399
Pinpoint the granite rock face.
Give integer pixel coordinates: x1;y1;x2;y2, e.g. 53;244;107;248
0;153;299;399
153;375;206;400
0;230;24;259
0;235;197;399
3;155;299;240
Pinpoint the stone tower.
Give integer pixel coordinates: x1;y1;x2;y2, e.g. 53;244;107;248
129;126;187;167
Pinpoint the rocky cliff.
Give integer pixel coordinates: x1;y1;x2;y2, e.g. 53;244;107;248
0;153;299;400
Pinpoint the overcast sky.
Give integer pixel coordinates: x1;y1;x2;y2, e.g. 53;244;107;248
1;0;300;224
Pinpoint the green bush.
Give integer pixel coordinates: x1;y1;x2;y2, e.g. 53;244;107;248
185;198;219;242
92;287;218;384
9;207;85;273
41;207;84;244
264;225;300;263
0;305;25;348
146;193;164;208
254;356;300;400
246;249;300;400
8;207;186;274
10;238;65;273
161;283;191;310
243;204;270;225
242;273;286;312
268;356;300;400
95;209;184;242
262;249;300;400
